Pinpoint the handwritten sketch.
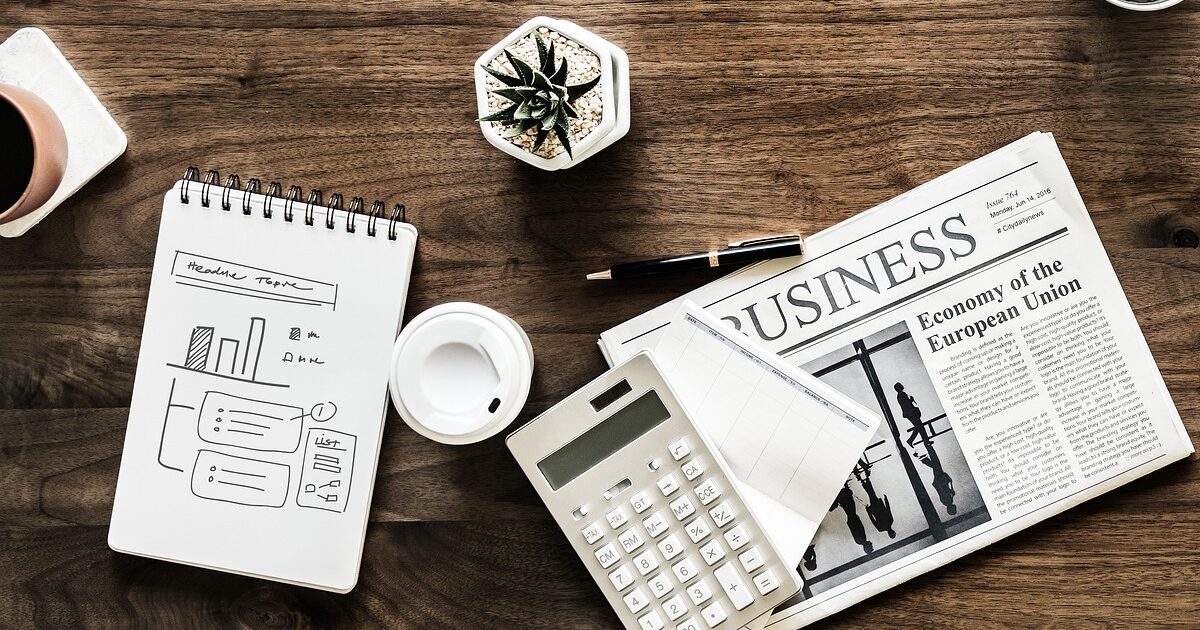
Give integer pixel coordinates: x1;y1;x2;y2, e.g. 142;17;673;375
197;391;305;453
191;450;290;508
297;428;357;513
167;316;288;388
171;251;338;310
157;378;350;512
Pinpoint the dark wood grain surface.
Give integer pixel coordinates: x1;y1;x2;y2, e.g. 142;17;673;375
1;1;1198;628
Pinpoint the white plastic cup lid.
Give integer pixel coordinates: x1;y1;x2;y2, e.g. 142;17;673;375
389;302;533;445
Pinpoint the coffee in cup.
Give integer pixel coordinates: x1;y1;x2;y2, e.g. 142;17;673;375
0;84;68;225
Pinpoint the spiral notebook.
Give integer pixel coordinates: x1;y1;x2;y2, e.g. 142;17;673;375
108;168;417;592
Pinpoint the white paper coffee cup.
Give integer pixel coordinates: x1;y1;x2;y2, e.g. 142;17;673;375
389;302;534;445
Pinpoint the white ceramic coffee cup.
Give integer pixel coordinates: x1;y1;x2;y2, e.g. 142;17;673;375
389;303;534;445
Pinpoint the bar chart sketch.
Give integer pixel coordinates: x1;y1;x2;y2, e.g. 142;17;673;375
168;316;288;388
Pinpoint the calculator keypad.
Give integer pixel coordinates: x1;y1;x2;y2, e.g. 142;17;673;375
606;506;629;529
669;495;696;521
630;490;653;514
580;436;786;629
643;511;669;538
656;473;681;497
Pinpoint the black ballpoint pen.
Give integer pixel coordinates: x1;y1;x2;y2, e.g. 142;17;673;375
587;233;805;280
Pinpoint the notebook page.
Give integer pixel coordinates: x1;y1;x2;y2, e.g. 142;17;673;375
109;181;416;592
654;302;881;549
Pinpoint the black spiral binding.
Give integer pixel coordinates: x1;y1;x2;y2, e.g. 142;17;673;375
179;168;407;239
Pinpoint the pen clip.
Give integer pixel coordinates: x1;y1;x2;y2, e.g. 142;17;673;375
728;233;805;248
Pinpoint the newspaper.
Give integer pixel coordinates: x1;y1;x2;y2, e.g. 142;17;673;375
597;132;1194;628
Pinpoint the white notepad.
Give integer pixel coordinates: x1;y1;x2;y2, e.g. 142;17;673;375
654;302;881;566
109;171;417;592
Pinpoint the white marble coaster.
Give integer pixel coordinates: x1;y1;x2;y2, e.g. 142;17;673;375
0;28;127;238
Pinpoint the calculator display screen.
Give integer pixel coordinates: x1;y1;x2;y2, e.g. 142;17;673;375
538;390;671;490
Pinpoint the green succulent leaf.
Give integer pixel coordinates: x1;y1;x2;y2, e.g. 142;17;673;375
550;59;569;85
566;75;601;102
553;123;573;158
504;50;534;84
502;117;540;138
515;101;536;119
531;70;554;91
534;33;550;70
532;127;550;152
478;102;520;123
492;86;538;103
543;41;557;76
564;101;579;118
539;106;558;129
480;64;523;87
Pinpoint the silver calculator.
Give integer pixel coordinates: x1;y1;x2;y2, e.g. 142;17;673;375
507;352;799;630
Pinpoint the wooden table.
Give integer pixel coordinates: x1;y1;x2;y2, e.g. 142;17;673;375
1;1;1197;627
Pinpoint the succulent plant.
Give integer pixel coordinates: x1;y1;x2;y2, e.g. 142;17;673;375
479;32;601;157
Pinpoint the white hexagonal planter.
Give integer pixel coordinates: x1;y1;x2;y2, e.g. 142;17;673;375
474;16;630;171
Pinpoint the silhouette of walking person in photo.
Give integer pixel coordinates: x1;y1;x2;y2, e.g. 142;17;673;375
853;457;896;539
916;446;958;515
896;382;931;448
830;482;873;554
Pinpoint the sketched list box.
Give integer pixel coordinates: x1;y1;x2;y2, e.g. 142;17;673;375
191;450;290;508
170;250;338;308
198;391;305;453
297;428;357;513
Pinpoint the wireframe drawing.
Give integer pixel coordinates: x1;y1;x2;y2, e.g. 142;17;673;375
168;316;289;388
157;378;352;512
297;428;357;513
171;250;339;309
196;391;336;452
191;449;290;507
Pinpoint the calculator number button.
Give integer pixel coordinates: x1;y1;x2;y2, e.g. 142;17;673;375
608;564;635;592
753;569;780;595
668;438;691;461
681;458;703;481
676;617;701;630
738;546;764;573
643;511;669;538
619;527;646;553
657;473;681;497
638;610;665;630
722;525;750;551
701;601;728;627
658;533;685;561
581;521;604;545
633;549;660;576
669;495;696;521
714;562;754;611
684;517;712;543
708;501;735;528
606;506;629;529
698;539;725;566
594;542;620;569
694;479;721;506
649;572;674;599
623;587;650;614
686;578;713;605
662;594;689;621
672;556;699;583
630;490;653;514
